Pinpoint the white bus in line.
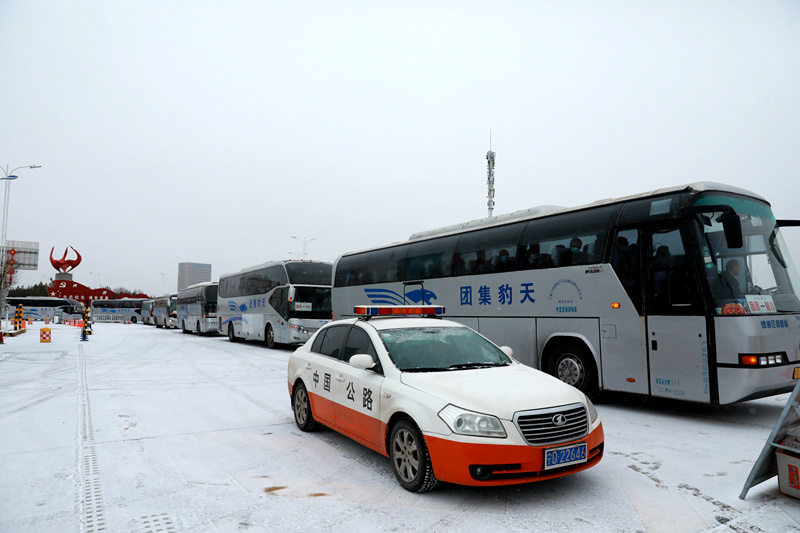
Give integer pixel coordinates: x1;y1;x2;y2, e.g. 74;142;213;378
218;260;332;348
6;296;85;322
332;182;800;405
153;293;177;328
90;298;148;323
141;299;155;325
177;282;218;335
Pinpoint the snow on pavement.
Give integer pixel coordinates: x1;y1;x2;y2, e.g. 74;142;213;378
1;322;799;532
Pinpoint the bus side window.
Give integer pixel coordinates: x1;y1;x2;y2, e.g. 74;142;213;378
453;223;523;276
404;236;456;281
647;227;700;315
518;205;613;270
611;228;642;313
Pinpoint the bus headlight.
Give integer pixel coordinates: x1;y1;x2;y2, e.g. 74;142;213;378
438;405;507;438
290;325;308;334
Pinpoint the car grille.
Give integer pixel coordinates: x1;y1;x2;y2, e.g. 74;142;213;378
513;403;589;446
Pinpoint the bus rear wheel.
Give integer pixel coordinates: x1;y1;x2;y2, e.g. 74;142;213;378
545;341;598;397
265;324;275;349
228;323;240;343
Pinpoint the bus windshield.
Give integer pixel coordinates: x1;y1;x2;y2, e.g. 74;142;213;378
288;287;332;320
285;262;332;285
693;193;800;314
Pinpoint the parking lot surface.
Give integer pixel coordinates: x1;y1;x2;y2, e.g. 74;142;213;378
1;322;798;532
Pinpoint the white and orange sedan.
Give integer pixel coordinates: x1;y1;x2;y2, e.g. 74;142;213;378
287;305;604;492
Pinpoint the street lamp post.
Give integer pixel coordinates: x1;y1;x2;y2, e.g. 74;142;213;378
291;236;316;260
0;164;41;327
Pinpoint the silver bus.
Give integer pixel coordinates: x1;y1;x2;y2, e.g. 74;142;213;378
177;282;218;335
141;299;155;325
6;296;85;322
90;298;147;323
332;182;800;405
218;260;332;347
153;293;177;329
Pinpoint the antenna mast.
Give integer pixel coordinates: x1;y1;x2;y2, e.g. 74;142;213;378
486;130;496;217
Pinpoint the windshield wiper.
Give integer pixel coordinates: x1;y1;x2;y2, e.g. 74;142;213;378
448;362;503;370
402;367;447;373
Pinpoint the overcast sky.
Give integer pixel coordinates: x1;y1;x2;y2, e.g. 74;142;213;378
2;1;799;296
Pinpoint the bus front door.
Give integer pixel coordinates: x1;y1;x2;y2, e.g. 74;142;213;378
645;224;711;403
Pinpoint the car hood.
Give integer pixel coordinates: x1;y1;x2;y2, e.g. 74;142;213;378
399;364;586;419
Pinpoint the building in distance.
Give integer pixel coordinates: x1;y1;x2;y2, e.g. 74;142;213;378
177;262;212;292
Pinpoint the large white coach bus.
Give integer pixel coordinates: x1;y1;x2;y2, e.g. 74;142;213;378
177;282;218;335
332;182;800;405
218;260;332;347
141;299;155;325
90;298;147;323
6;296;85;322
153;293;177;328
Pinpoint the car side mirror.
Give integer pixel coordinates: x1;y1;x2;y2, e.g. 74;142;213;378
349;354;376;370
500;346;514;358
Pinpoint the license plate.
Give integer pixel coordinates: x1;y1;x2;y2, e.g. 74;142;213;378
544;442;588;470
794;367;800;380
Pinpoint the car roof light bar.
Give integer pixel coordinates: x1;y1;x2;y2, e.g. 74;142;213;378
354;305;446;317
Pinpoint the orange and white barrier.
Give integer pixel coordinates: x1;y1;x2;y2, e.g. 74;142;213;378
40;328;51;343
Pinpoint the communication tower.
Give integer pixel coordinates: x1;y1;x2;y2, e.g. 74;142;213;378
486;132;496;217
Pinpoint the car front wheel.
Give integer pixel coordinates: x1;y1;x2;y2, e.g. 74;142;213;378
389;419;438;493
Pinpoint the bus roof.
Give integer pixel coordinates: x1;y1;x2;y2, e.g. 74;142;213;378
408;181;766;242
339;181;766;258
185;281;218;289
219;259;331;280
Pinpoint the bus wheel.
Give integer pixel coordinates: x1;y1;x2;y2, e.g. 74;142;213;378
181;321;189;334
196;321;201;335
228;323;239;343
265;324;275;349
546;341;598;397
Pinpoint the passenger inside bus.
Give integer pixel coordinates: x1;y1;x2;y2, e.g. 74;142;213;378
720;259;744;299
496;249;514;272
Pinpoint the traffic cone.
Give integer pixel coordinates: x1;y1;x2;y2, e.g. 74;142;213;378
80;327;88;342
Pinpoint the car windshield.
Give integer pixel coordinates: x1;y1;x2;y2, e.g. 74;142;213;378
377;326;512;372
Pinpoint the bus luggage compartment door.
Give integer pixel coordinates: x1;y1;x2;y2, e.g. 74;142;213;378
647;315;709;403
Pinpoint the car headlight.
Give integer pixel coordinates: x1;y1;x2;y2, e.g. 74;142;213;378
585;396;599;424
438;404;507;438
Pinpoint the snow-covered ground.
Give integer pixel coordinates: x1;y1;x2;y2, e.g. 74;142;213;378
1;322;799;533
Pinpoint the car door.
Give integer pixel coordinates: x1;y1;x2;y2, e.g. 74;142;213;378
331;325;385;451
302;325;350;425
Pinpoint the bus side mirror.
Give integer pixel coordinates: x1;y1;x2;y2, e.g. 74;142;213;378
288;286;296;302
719;212;743;249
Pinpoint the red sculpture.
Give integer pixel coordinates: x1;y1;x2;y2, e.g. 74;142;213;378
50;246;83;273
